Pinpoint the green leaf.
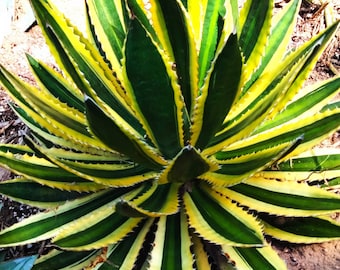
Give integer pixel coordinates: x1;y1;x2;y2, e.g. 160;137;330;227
255;151;340;185
322;177;340;190
0;66;107;151
27;55;84;112
0;189;133;247
86;0;127;68
276;152;340;172
243;0;300;91
33;249;101;270
0;179;87;208
30;0;143;134
193;33;242;149
42;146;159;187
263;215;340;243
184;184;264;246
147;213;194;270
214;109;340;160
116;182;181;217
239;0;272;61
254;77;340;134
157;0;193;112
96;219;153;269
198;0;224;86
85;96;164;170
219;178;340;216
125;17;185;159
0;145;93;186
200;140;302;187
207;22;339;153
214;140;300;175
222;245;287;270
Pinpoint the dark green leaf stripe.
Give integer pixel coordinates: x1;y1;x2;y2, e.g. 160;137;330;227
232;247;277;270
138;184;178;212
161;214;183;270
87;0;127;64
276;154;340;171
217;155;281;175
239;0;270;60
148;214;193;269
229;183;340;211
322;101;340;111
98;221;150;269
195;33;242;149
58;157;154;180
158;0;192;112
189;186;262;245
0;180;86;204
263;216;340;238
125;17;182;159
198;0;224;86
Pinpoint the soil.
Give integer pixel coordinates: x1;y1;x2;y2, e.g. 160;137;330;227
0;0;339;269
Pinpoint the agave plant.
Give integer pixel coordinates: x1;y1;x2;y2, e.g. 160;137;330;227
0;0;339;269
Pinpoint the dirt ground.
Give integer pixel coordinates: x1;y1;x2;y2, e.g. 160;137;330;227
0;0;339;269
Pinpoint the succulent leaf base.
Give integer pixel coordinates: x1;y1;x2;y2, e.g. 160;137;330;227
0;0;339;269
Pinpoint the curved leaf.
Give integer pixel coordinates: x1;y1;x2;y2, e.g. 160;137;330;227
33;249;101;270
192;33;242;149
222;245;287;270
0;189;133;248
217;178;340;216
184;184;264;246
263;215;340;243
0;178;88;208
85;96;165;170
124;16;186;158
116;182;181;217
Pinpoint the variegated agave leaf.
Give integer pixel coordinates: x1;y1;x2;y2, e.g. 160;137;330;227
0;0;339;269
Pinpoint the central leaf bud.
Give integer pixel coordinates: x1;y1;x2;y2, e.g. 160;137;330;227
159;145;219;184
